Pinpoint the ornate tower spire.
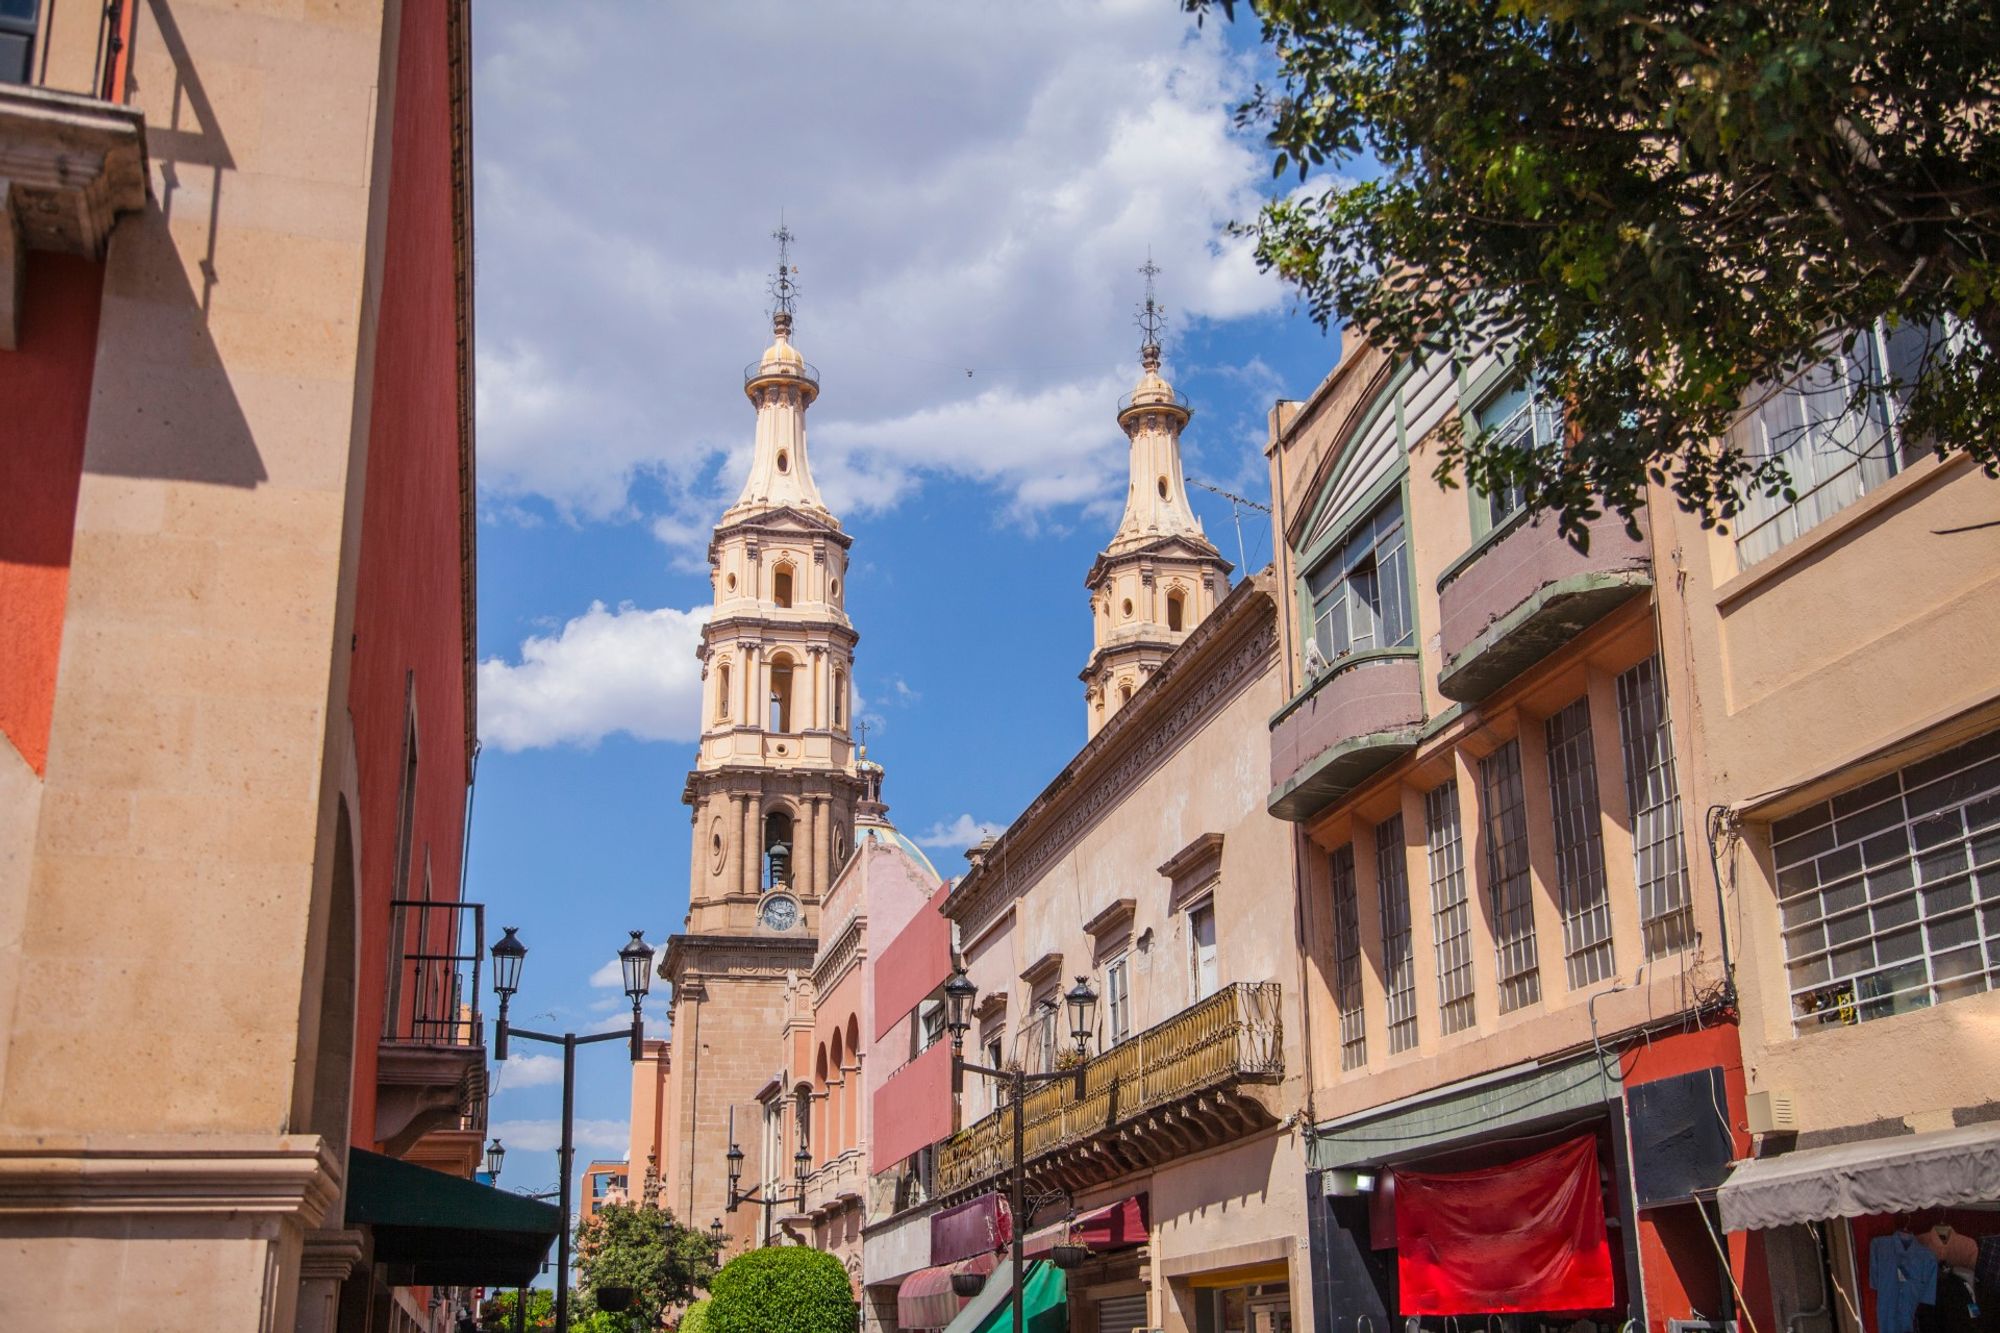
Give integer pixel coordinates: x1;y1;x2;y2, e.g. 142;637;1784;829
729;223;829;517
1080;258;1233;737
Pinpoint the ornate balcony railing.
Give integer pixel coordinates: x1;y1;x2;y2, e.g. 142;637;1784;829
936;981;1283;1197
384;898;485;1048
744;358;821;389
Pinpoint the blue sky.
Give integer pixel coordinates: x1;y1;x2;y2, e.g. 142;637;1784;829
466;2;1342;1223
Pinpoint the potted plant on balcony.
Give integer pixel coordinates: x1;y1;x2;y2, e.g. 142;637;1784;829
1053;1047;1085;1072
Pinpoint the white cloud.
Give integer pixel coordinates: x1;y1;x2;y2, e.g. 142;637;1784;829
478;600;710;752
916;813;1006;851
472;4;1286;533
588;957;622;989
489;1118;631;1155
490;1052;564;1093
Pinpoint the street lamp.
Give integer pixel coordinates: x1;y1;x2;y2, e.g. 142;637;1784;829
484;1138;505;1181
722;1105;809;1249
491;926;653;1333
943;964;1096;1333
708;1217;725;1250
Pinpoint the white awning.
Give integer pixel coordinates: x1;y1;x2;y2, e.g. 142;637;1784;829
1718;1122;2000;1233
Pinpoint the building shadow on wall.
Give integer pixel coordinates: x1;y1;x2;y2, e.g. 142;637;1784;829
81;0;264;489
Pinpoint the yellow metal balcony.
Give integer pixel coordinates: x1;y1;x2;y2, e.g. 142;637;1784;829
936;982;1283;1198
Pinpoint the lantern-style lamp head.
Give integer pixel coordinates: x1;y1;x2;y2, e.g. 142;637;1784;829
725;1140;745;1193
794;1144;812;1186
490;927;526;998
1066;975;1099;1054
619;931;654;1000
942;967;977;1049
709;1217;725;1248
484;1138;505;1180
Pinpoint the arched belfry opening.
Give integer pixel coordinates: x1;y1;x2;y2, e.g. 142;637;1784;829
769;655;795;732
774;564;794;608
764;808;794;888
1167;588;1186;632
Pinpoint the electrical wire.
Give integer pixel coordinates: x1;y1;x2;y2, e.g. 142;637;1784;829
1697;1197;1764;1333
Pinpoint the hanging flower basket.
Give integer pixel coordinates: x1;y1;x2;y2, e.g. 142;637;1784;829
951;1271;988;1298
1050;1243;1091;1270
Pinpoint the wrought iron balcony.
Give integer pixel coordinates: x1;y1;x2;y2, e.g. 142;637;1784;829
936;981;1283;1198
376;899;488;1157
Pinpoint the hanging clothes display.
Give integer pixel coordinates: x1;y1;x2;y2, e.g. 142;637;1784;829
1872;1232;1941;1333
1391;1134;1617;1315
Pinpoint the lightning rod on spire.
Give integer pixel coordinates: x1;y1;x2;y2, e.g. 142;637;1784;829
1137;252;1166;365
769;221;799;320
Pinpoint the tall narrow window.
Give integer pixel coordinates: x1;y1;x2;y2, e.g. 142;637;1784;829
1330;845;1367;1070
769;657;794;732
1030;996;1058;1074
1482;741;1541;1011
717;663;732;721
1617;656;1695;957
833;669;846;728
1376;815;1417;1053
774;565;794;608
1426;783;1476;1034
1476;382;1564;530
1167;590;1186;633
1189;902;1219;1001
1306;494;1412;665
1547;697;1616;988
1104;955;1131;1046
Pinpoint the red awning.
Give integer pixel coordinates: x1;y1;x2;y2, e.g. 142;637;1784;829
1023;1194;1149;1257
898;1252;999;1331
1392;1134;1615;1315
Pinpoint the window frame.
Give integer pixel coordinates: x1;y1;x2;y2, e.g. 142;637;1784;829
1470;379;1565;536
1187;897;1220;1002
1103;952;1132;1047
1303;489;1414;669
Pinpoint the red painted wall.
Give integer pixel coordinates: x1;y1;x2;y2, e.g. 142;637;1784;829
345;0;471;1148
872;1039;953;1174
874;898;952;1043
1621;1021;1774;1333
0;253;105;774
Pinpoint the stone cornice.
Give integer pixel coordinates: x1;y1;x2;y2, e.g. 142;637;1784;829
1084;534;1231;591
662;931;819;985
701;614;859;647
710;507;854;554
0;1134;341;1224
810;913;866;996
943;574;1278;934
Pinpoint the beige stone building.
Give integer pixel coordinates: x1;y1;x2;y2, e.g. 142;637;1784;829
643;252;872;1254
913;333;1309;1333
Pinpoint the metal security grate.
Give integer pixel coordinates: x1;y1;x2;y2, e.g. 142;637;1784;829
1775;728;2000;1032
1426;782;1476;1034
1330;844;1368;1069
1547;697;1617;988
1483;741;1542;1011
1617;656;1696;957
1377;814;1418;1053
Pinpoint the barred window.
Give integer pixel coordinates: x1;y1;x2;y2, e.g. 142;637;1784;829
1482;740;1541;1011
1617;656;1695;957
1776;729;2000;1033
1426;783;1476;1034
1547;697;1616;988
1377;814;1418;1053
1330;844;1367;1069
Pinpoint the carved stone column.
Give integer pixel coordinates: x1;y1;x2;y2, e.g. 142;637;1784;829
295;1228;368;1333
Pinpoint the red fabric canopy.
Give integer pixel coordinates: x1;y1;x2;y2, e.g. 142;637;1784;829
898;1251;998;1330
1023;1194;1149;1256
1392;1134;1615;1315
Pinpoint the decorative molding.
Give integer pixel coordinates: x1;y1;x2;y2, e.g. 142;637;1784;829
1019;951;1064;989
811;913;866;996
300;1228;370;1281
1158;832;1226;913
1082;898;1137;942
0;1135;342;1225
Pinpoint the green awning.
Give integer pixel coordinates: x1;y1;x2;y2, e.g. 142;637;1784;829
345;1148;561;1288
946;1259;1067;1333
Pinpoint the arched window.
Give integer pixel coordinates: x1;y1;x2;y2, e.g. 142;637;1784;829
774;565;794;608
833;669;846;728
769;656;794;732
717;663;732;720
1167;589;1186;633
1119;680;1134;705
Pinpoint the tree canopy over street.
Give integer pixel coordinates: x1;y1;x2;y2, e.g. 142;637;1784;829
1192;0;2000;538
571;1203;719;1330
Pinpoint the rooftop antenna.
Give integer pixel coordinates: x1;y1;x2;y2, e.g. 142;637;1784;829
1187;477;1271;573
1136;252;1166;368
769;219;799;321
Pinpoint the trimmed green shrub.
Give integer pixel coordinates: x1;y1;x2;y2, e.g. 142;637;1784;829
708;1246;856;1333
679;1298;712;1333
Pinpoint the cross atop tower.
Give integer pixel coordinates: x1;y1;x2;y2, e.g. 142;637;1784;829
769;221;799;320
1137;253;1166;370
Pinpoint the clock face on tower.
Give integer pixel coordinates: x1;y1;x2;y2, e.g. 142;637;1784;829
759;894;799;932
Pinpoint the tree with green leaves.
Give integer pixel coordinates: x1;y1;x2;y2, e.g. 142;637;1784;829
572;1203;719;1331
677;1298;712;1333
1189;0;1999;540
707;1246;857;1333
479;1288;554;1331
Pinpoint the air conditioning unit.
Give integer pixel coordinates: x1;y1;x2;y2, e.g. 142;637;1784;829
1747;1089;1797;1134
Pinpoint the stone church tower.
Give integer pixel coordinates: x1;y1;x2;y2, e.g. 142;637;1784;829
1081;266;1233;736
650;234;865;1239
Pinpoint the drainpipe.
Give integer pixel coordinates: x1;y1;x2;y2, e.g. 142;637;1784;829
1703;806;1739;1006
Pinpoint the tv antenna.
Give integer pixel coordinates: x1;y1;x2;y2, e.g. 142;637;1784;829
1136;253;1166;361
1187;477;1271;572
769;220;799;319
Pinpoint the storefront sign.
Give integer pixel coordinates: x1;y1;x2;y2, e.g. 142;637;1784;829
931;1192;1011;1266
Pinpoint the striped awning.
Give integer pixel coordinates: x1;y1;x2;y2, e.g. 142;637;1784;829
898;1250;999;1330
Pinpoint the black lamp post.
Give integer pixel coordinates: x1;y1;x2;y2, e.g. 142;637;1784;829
484;1138;505;1182
491;926;654;1333
943;966;1096;1333
721;1106;811;1249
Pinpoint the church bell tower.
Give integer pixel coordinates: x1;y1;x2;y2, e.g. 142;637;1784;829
650;228;866;1238
1081;260;1233;735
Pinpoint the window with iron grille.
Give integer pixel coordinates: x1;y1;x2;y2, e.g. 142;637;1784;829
1475;382;1565;531
1547;697;1616;988
1775;729;2000;1033
1482;740;1542;1011
1377;814;1418;1053
1330;844;1367;1069
1426;782;1476;1034
1617;656;1695;957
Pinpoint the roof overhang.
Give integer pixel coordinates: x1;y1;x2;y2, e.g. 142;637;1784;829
345;1148;560;1288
